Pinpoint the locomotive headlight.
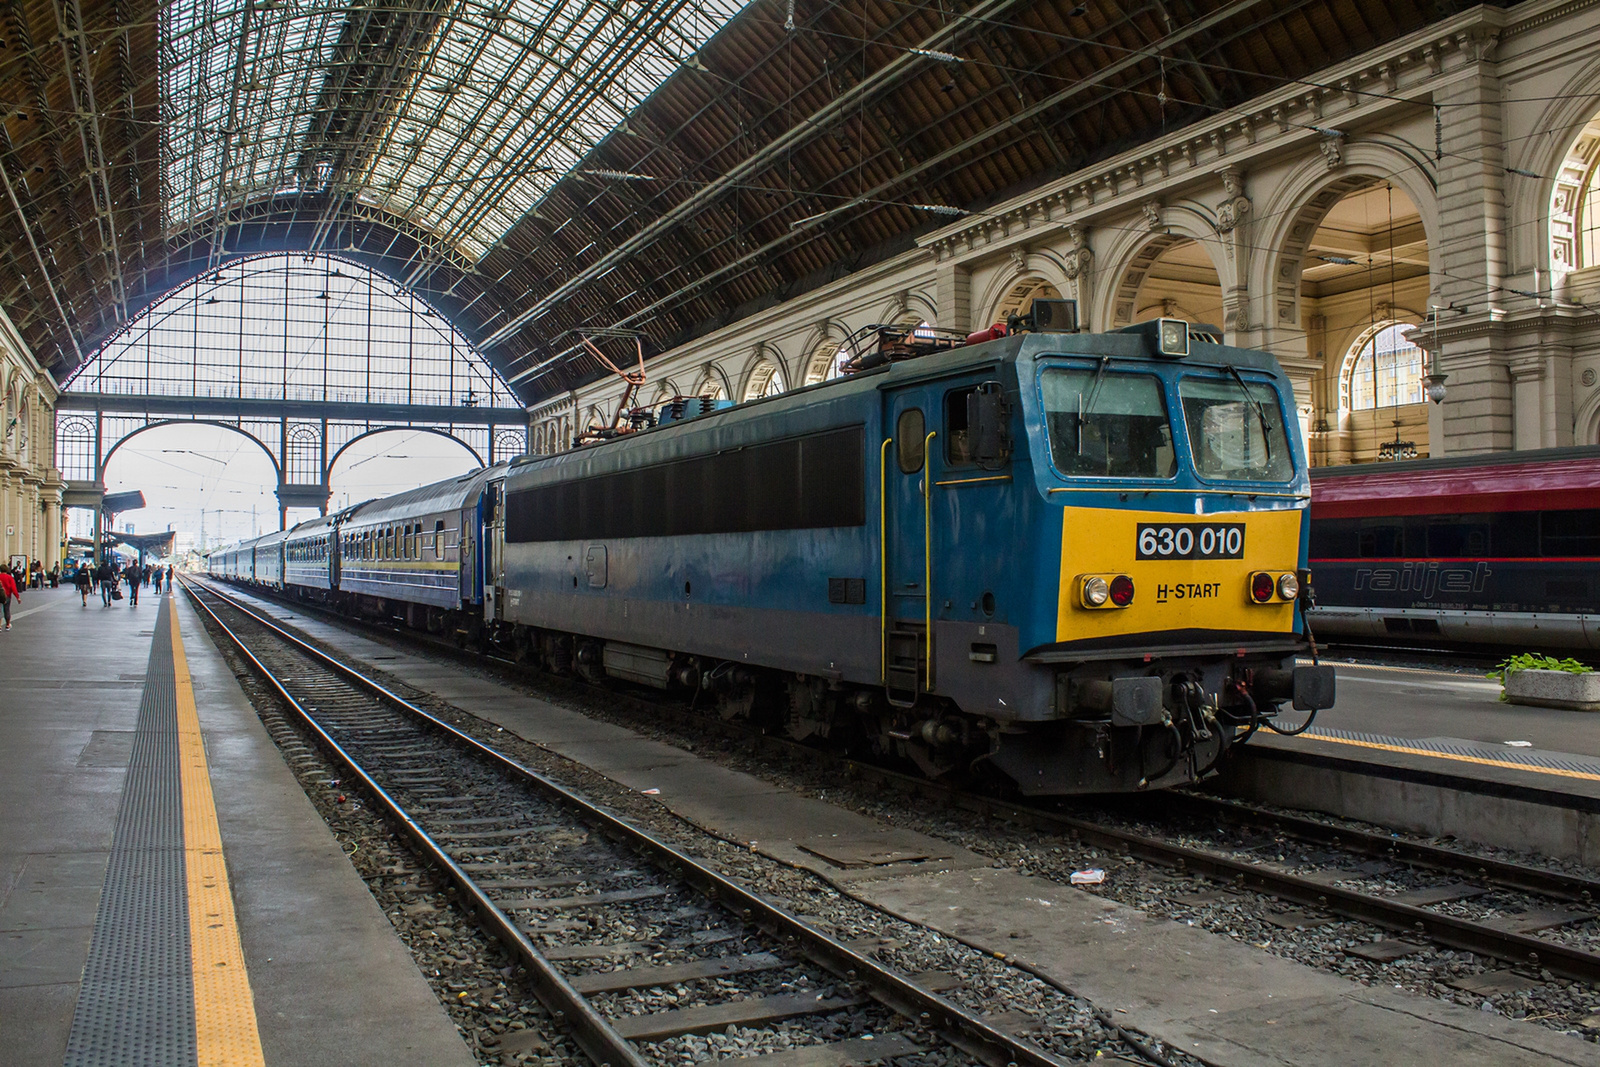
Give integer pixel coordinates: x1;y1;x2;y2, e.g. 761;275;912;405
1109;574;1135;607
1082;575;1110;607
1249;571;1276;603
1276;572;1299;600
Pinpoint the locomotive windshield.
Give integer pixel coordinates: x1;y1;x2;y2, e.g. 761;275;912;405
1041;367;1176;478
1178;375;1294;483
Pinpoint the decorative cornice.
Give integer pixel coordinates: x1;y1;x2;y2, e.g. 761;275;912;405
920;12;1496;264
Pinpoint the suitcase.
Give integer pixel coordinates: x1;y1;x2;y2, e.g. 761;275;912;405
111;586;123;600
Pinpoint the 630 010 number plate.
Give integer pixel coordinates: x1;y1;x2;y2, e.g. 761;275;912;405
1136;522;1245;560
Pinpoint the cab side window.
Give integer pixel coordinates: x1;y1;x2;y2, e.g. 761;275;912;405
945;388;974;465
896;408;926;474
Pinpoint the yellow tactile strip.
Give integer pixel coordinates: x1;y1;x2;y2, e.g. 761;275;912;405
1297;731;1600;785
170;597;268;1067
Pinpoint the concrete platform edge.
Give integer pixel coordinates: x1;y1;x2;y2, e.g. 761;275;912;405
172;590;478;1067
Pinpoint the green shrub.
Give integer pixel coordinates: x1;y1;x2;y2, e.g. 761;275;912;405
1488;653;1594;682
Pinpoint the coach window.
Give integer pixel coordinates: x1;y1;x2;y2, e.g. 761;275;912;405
434;520;445;559
897;408;926;473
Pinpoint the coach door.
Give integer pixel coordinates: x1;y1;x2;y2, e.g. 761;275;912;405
882;391;935;705
484;482;506;621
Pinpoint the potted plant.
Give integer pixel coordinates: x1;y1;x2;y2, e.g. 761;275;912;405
1492;653;1600;712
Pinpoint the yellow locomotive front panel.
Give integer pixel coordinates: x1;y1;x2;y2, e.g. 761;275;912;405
1056;505;1304;643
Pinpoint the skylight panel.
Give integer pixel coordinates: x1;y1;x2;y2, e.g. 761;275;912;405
363;0;749;260
162;0;343;230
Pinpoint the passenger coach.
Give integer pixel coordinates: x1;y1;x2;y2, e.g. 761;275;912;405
1309;446;1600;649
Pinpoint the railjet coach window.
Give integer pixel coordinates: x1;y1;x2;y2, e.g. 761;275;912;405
1179;376;1294;483
1040;368;1176;478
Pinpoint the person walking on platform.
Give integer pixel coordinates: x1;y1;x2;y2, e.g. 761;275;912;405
49;563;59;588
97;559;115;605
74;561;92;606
124;560;141;606
151;567;163;596
166;564;174;589
0;566;18;630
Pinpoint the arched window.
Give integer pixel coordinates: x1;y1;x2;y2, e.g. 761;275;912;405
1345;323;1424;411
1581;161;1600;268
744;360;785;401
694;373;728;402
993;278;1061;324
803;341;849;386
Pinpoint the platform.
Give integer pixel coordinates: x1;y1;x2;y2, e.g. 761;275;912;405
0;585;474;1066
1207;660;1600;862
205;581;1600;1067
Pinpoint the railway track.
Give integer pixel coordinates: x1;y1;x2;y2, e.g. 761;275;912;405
194;578;1600;998
183;579;1164;1067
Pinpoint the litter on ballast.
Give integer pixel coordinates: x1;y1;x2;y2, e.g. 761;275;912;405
1070;868;1106;885
641;788;661;795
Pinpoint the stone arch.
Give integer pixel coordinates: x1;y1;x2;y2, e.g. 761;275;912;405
2;374;17;457
1508;55;1600;275
1092;210;1234;334
1253;149;1441;342
102;419;282;479
975;253;1073;329
1575;383;1600;446
1103;233;1220;329
802;337;849;386
876;289;939;326
693;362;732;400
327;425;485;478
739;349;787;401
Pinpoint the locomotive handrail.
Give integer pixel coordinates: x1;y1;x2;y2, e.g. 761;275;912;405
879;437;892;685
935;474;1011;487
924;429;936;692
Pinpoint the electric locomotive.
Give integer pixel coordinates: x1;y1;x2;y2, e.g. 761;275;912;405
495;309;1333;794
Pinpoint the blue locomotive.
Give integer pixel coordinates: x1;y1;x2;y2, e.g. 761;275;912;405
210;313;1333;793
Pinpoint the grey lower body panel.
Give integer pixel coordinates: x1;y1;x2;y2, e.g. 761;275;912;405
1310;606;1600;649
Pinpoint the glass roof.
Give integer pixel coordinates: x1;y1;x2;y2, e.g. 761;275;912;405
64;254;516;408
162;0;749;260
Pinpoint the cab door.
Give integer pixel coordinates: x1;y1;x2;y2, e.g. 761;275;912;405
882;390;936;705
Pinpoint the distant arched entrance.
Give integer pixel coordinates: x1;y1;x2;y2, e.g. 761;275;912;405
57;254;527;531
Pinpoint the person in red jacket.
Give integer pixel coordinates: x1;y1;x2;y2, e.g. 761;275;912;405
0;567;19;630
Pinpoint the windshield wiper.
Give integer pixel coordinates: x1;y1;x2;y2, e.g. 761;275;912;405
1224;363;1273;467
1077;356;1111;456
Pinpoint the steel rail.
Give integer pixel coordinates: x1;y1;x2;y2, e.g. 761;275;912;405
194;577;1600;983
183;581;648;1067
1170;793;1600;905
183;578;1072;1067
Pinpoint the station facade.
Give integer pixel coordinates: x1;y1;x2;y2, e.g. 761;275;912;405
1;305;63;572
529;0;1600;469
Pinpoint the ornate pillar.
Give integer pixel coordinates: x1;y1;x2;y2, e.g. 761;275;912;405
934;256;971;333
1434;36;1513;456
1063;225;1095;330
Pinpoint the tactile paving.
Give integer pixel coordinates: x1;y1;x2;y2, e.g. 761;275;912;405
63;596;198;1067
1304;725;1600;776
